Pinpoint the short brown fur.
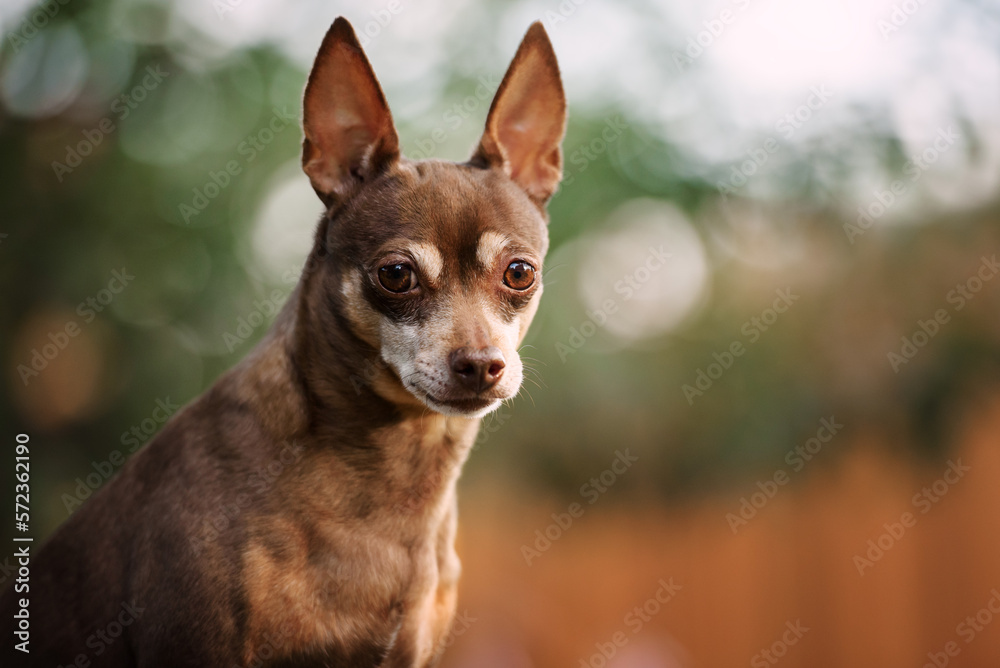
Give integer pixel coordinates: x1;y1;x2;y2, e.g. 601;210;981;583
1;16;565;667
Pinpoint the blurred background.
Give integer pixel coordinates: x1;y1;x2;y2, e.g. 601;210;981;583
3;0;1000;665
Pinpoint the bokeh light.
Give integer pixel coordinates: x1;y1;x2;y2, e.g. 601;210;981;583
3;0;1000;665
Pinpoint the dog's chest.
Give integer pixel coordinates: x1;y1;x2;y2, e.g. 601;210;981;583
239;420;470;666
240;507;457;666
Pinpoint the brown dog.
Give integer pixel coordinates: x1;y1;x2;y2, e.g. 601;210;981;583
1;15;565;668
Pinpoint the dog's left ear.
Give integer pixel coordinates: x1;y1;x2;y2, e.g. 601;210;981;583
473;22;567;206
302;17;399;207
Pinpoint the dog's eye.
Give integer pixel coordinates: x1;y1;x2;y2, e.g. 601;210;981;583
503;261;535;290
378;263;418;293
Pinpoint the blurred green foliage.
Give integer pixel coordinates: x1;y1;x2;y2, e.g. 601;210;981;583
2;0;1000;545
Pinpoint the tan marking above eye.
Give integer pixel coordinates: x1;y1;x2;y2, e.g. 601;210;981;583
406;243;443;285
476;231;510;270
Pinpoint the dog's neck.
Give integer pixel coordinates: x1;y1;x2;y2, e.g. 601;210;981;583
220;274;479;511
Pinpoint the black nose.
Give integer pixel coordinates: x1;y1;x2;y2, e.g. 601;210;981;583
449;346;505;393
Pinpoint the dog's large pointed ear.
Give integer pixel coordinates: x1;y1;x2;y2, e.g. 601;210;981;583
473;22;567;205
302;17;399;207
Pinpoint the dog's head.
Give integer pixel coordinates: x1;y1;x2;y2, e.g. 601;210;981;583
297;17;565;418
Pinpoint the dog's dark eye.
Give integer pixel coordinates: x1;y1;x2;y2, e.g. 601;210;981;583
503;261;535;290
378;263;418;293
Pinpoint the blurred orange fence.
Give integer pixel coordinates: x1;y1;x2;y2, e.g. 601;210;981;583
444;393;1000;668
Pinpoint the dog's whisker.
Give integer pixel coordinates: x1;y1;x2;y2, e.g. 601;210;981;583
523;376;543;390
521;386;537;408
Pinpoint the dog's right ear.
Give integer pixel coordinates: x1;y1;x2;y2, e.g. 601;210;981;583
302;17;399;207
472;22;566;206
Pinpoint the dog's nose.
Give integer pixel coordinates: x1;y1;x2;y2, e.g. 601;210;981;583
449;346;505;393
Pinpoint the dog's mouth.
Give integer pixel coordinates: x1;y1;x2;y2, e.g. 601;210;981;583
404;383;504;418
419;390;502;417
386;358;517;418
